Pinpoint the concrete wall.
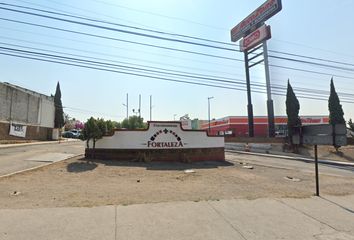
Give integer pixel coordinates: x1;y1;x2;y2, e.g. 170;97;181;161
86;121;225;162
39;97;55;128
89;121;224;149
0;122;52;141
0;82;55;140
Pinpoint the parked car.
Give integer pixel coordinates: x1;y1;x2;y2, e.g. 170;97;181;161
70;129;81;138
62;129;81;138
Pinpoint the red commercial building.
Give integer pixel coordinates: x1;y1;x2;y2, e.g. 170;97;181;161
201;116;329;137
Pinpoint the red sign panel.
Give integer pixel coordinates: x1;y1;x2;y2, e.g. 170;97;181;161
240;25;271;52
230;0;282;42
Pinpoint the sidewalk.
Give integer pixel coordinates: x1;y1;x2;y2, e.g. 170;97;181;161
0;138;80;149
1;195;353;240
0;141;84;178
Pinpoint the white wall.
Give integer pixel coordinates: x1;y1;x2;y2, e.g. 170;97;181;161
39;97;55;128
89;122;224;149
0;82;55;128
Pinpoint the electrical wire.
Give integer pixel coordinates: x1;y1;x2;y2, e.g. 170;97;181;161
1;45;353;103
1;16;354;82
5;0;354;71
1;2;354;100
2;41;354;100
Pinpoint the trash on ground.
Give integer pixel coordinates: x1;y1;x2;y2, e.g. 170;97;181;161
10;191;21;196
284;176;301;182
184;169;195;173
243;165;254;169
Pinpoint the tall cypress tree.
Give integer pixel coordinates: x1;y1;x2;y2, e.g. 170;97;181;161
54;82;64;128
328;78;345;152
328;78;345;125
286;80;301;140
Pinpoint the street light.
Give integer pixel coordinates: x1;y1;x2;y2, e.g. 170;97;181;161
173;114;177;121
122;93;128;119
208;96;214;133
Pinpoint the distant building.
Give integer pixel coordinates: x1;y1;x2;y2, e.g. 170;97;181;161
200;116;329;137
0;82;55;141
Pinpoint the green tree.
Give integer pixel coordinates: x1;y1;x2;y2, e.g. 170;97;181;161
54;82;64;128
329;78;345;125
286;80;301;145
328;78;345;151
348;119;354;131
96;118;107;137
106;120;120;132
121;116;146;129
81;117;105;158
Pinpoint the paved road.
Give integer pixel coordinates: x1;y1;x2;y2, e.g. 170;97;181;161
0;141;84;177
225;143;354;168
226;151;354;178
0;195;353;240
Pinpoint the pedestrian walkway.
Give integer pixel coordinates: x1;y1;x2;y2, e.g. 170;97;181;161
0;141;84;177
0;138;79;149
1;195;353;240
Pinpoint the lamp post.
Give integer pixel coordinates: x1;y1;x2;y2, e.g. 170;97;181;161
149;95;152;121
122;93;128;119
173;114;177;121
208;96;214;133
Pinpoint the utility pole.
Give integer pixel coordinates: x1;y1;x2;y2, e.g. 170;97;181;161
132;94;142;117
149;95;152;121
122;93;129;119
208;96;214;133
263;41;275;137
244;51;254;137
139;94;141;118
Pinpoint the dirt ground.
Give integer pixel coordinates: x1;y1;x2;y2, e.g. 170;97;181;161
299;145;354;162
1;154;354;209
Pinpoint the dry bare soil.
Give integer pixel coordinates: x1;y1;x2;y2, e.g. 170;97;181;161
1;155;354;209
300;145;354;162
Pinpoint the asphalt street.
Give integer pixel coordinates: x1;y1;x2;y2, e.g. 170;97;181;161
0;141;84;177
225;151;354;178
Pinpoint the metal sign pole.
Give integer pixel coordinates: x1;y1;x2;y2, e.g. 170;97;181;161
244;50;254;137
314;145;319;196
262;41;275;137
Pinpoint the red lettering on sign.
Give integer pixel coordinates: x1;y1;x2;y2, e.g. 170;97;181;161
244;30;260;48
147;141;184;148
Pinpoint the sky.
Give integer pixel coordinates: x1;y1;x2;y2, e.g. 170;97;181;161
1;0;354;123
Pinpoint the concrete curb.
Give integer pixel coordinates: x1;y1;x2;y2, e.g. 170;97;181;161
225;149;354;167
0;154;84;179
0;139;81;149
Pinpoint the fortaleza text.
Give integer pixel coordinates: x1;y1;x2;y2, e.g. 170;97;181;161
147;141;184;148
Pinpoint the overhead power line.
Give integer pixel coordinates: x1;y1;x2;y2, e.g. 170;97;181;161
0;4;239;52
0;17;244;63
1;16;354;81
1;2;236;47
269;55;354;73
3;1;354;70
2;41;354;100
1;45;353;103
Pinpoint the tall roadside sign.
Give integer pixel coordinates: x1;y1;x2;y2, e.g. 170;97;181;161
231;0;282;42
239;24;271;52
230;0;282;137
